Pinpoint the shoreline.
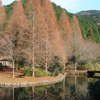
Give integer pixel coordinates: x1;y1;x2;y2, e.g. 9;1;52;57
65;70;86;75
0;70;86;87
0;73;65;87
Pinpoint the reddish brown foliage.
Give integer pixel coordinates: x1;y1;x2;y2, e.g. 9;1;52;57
0;0;2;7
41;0;67;63
0;6;6;26
0;0;100;69
59;10;73;40
71;15;83;41
31;0;48;66
11;0;26;28
58;10;73;56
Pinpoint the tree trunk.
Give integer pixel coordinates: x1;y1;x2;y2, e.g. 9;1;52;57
75;62;77;72
63;78;66;100
32;21;35;77
32;67;34;77
12;60;15;78
45;57;48;74
45;31;48;74
63;63;65;74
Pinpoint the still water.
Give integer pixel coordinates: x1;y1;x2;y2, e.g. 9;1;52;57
0;76;100;100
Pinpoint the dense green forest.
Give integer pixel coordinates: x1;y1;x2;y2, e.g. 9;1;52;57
77;10;100;43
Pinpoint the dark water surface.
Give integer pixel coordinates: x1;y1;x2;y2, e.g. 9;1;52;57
0;76;100;100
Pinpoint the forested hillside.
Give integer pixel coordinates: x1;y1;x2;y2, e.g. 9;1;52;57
0;0;100;74
53;4;100;43
77;10;100;43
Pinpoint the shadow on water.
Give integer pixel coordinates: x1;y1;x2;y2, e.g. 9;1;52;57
0;76;100;100
88;79;100;100
88;76;100;79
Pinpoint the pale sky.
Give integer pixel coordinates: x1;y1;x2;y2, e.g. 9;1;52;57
2;0;100;13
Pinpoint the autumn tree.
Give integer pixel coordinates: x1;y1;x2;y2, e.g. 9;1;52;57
68;15;87;71
25;0;38;76
42;0;67;70
0;34;15;78
0;0;6;32
58;10;73;66
6;0;33;71
67;15;100;71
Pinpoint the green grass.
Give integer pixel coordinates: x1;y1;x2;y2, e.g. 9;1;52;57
24;67;32;76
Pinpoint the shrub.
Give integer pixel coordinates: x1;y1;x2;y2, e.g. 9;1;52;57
48;56;64;76
35;68;51;77
83;62;100;71
24;67;32;76
15;58;28;68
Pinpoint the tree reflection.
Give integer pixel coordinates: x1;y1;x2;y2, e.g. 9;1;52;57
65;76;88;100
14;87;33;100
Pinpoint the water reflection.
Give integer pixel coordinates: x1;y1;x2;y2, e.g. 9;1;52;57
0;76;100;100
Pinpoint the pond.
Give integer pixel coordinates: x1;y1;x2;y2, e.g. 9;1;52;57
0;76;100;100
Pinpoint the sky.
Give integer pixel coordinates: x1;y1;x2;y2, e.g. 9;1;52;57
2;0;100;13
